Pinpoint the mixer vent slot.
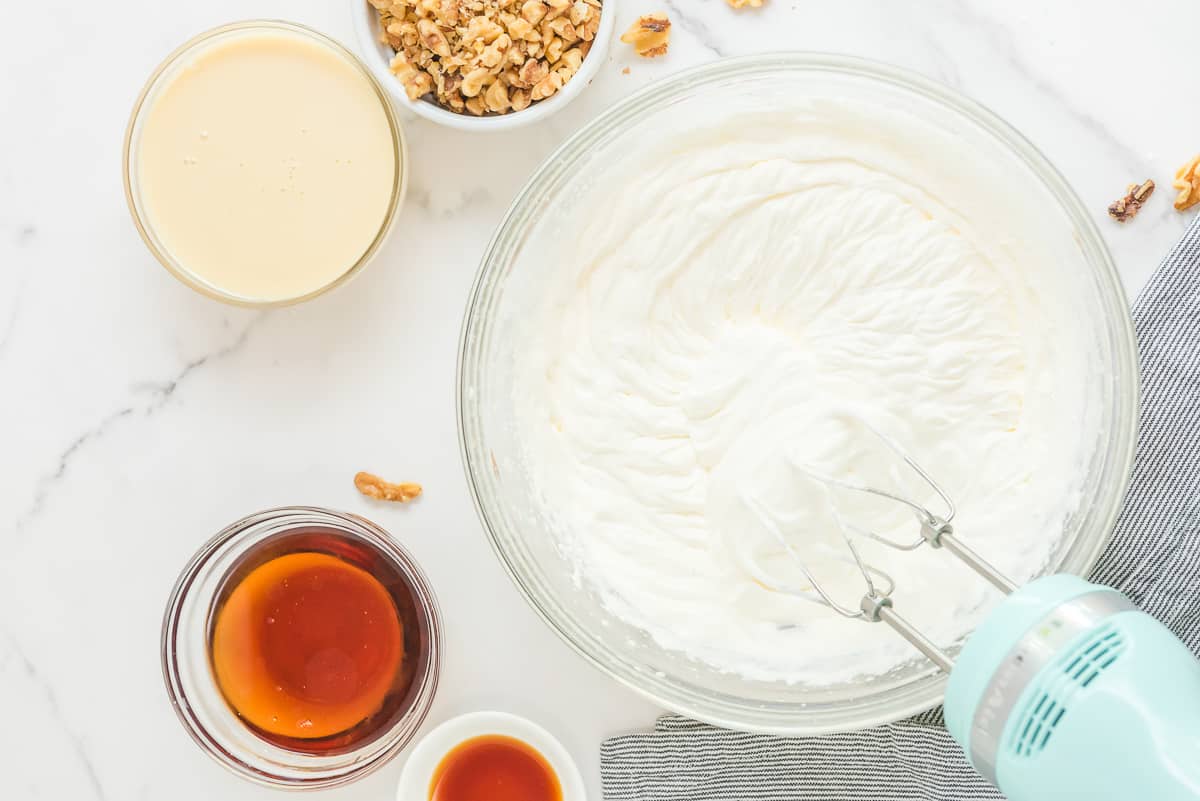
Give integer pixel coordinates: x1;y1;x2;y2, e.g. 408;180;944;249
1009;624;1126;758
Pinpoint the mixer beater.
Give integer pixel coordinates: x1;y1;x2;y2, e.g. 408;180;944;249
743;420;1200;801
743;419;1017;671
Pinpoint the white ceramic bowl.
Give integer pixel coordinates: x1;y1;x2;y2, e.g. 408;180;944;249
351;0;615;131
397;711;585;800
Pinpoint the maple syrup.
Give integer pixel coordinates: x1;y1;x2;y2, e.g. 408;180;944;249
208;525;427;753
429;735;562;801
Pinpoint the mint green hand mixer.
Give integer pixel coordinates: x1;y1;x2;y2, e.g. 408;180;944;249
750;424;1200;801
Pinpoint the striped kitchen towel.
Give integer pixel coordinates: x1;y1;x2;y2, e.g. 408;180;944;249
601;214;1200;800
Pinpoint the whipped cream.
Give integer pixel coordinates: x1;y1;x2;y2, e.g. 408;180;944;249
512;101;1096;684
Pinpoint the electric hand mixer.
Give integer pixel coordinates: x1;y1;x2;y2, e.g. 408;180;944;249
748;422;1200;801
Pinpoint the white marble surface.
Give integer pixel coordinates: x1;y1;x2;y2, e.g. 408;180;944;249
2;1;1198;799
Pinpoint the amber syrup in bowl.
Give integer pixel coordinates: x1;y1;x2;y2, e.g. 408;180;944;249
430;735;562;801
398;711;586;801
162;507;441;788
209;529;422;751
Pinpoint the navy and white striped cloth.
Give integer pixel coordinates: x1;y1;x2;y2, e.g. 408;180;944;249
601;215;1200;800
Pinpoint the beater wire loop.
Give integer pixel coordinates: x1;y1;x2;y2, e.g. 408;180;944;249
743;413;957;618
739;413;1010;672
788;417;956;552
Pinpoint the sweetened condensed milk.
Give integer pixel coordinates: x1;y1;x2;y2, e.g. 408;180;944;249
130;24;399;303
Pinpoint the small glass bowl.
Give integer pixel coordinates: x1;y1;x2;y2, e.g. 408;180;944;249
123;20;407;307
161;507;441;788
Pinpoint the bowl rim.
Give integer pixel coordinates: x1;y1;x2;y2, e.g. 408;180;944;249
395;711;587;801
456;52;1139;734
349;0;616;131
122;19;408;308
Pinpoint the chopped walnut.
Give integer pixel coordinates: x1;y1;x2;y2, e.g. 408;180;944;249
354;471;423;503
518;57;550;86
374;0;601;115
460;67;491;97
531;70;564;100
1108;179;1155;223
484;78;511;112
546;0;571;20
727;0;764;6
620;13;670;58
522;0;548;24
1173;154;1200;211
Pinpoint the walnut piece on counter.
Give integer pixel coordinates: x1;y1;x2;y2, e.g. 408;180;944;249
726;0;764;7
1173;154;1200;211
354;471;423;503
1108;179;1155;223
620;13;671;57
371;0;602;116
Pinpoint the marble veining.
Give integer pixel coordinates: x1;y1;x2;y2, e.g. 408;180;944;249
10;315;262;543
1;631;107;800
661;0;728;58
941;1;1156;179
2;0;1198;799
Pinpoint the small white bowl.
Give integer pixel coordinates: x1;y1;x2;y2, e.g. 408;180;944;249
352;0;615;131
397;711;586;800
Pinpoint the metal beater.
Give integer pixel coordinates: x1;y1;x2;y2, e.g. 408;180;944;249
745;419;1016;671
747;420;1200;801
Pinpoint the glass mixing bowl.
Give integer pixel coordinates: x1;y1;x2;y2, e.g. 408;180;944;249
457;54;1138;734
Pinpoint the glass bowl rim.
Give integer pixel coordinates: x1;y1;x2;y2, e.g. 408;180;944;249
456;52;1139;734
122;19;408;308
